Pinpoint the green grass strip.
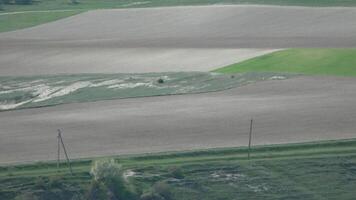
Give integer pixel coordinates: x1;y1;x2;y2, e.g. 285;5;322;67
0;10;82;32
214;49;356;77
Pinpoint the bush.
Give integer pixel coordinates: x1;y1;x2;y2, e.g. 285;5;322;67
168;166;184;179
157;78;164;84
140;181;172;200
90;159;122;182
90;159;138;200
152;182;172;200
86;180;109;200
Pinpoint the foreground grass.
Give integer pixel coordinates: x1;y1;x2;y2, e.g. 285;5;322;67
214;49;356;77
0;10;82;32
1;139;356;199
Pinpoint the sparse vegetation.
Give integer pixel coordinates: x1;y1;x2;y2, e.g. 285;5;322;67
2;139;356;199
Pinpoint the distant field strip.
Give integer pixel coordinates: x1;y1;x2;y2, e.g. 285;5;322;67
0;72;291;111
215;49;356;76
2;0;356;13
0;10;82;33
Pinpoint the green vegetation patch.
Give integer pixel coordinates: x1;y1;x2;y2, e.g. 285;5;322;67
0;10;82;32
0;72;293;111
1;139;356;199
214;49;356;76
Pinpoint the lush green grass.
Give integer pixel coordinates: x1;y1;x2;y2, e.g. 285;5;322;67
1;139;356;199
0;10;82;32
214;49;356;76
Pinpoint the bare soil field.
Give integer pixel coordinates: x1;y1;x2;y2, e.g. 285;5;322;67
1;5;356;75
1;76;356;164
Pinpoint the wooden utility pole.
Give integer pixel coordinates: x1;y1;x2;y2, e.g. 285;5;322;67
248;118;253;160
57;129;73;175
57;132;60;172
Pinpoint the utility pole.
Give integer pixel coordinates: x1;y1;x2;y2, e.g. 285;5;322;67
248;118;253;160
57;129;73;175
57;131;60;172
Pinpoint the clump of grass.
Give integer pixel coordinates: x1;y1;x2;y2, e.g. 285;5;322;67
168;166;184;179
140;181;173;200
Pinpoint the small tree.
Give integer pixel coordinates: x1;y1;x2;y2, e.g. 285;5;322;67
90;159;137;200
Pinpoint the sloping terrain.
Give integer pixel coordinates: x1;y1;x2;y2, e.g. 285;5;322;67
1;5;356;75
1;76;356;164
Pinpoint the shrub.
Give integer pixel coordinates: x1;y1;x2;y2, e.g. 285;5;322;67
140;181;172;200
90;159;122;182
152;182;172;200
34;177;47;190
157;78;164;84
90;159;138;200
86;180;109;200
168;166;184;179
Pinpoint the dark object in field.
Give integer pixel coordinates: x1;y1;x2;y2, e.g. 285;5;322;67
157;78;164;84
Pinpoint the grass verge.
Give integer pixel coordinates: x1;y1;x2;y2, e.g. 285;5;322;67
214;49;356;77
1;138;356;199
0;10;82;32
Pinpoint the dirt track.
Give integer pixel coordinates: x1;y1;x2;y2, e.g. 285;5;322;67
1;5;356;75
1;76;356;164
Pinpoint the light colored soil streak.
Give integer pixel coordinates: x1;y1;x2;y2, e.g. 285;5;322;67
0;76;356;164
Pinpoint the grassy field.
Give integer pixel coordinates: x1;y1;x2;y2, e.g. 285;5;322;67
214;49;356;77
0;10;82;32
1;139;356;199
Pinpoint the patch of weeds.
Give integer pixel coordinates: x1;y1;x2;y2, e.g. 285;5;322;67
168;166;184;179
